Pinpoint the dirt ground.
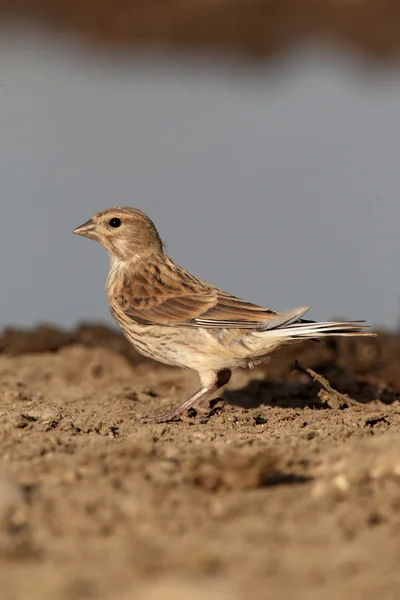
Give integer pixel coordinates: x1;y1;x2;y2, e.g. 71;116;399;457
0;324;400;599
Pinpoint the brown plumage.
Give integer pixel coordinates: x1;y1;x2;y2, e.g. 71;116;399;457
73;207;375;423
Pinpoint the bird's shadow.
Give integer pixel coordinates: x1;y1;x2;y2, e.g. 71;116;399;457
224;377;324;410
223;362;398;410
262;473;311;486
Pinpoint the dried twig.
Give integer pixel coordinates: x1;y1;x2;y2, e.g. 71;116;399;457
294;361;360;409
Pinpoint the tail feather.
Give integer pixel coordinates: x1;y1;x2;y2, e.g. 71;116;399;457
256;306;375;340
267;319;375;339
256;304;375;339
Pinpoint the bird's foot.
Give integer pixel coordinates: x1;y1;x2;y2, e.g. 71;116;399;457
136;409;181;424
137;398;225;425
137;376;230;425
189;398;225;418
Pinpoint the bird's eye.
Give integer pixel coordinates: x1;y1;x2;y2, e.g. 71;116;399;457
109;218;121;228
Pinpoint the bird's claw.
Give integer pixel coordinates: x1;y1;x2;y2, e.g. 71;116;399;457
137;399;226;425
136;413;180;424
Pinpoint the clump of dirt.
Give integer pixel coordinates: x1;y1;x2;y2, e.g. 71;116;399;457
0;323;399;599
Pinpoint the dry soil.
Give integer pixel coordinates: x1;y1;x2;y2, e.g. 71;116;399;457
0;324;399;599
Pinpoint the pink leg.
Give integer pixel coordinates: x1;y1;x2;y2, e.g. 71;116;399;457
138;369;232;424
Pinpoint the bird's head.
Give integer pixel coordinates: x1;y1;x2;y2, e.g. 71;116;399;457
73;207;163;261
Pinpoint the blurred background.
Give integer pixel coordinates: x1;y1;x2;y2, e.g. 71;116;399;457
1;1;400;330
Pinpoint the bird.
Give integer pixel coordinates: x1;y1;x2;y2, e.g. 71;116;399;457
73;207;375;423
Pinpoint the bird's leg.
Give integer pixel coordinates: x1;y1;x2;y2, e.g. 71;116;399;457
138;369;232;424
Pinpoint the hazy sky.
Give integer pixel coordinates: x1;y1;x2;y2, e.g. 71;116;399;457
1;26;399;330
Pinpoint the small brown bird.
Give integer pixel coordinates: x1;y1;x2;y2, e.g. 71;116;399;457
73;207;375;423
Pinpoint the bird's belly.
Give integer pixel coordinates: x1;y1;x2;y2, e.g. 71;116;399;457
110;306;287;372
119;325;182;366
111;314;197;368
129;331;190;366
110;311;229;370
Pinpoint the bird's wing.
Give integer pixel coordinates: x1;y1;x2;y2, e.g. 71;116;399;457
112;259;308;330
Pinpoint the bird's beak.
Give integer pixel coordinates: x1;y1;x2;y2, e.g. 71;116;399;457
73;219;97;239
